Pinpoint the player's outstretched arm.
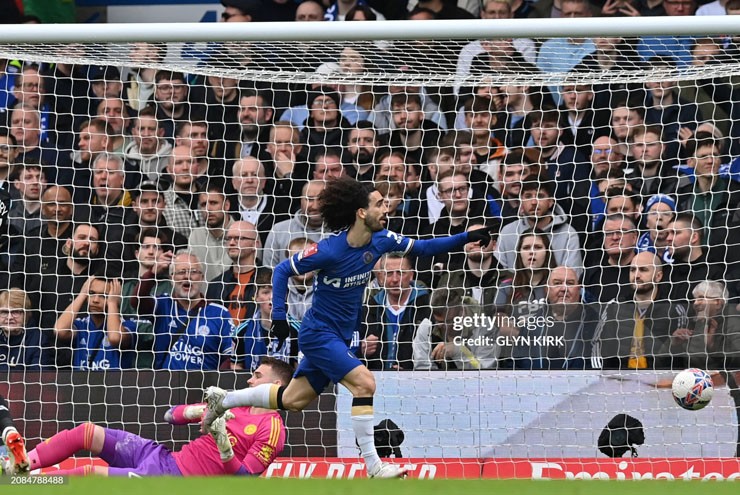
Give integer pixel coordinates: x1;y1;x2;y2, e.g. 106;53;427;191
408;227;494;257
165;403;235;425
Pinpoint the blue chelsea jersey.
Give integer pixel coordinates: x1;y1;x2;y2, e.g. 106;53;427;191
286;229;413;342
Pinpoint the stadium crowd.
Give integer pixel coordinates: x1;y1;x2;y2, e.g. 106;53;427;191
0;0;739;372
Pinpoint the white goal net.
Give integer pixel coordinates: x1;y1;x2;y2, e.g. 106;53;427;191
1;17;740;479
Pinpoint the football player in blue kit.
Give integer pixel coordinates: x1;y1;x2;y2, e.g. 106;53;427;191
202;176;494;478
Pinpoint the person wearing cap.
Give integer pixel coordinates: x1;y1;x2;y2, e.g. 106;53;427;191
300;87;349;151
220;0;262;22
89;66;123;102
636;193;675;261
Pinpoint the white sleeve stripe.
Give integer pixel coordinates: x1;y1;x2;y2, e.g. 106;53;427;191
289;255;300;276
403;238;414;255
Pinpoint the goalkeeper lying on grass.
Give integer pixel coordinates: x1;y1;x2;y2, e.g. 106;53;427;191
15;357;291;477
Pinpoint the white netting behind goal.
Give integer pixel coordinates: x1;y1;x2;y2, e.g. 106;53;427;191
1;24;740;478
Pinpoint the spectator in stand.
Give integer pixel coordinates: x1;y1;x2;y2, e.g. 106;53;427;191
9;157;45;237
426;170;487;238
536;0;595;74
312;147;347;182
189;180;234;283
204;71;241;149
36;223;102;367
370;81;446;134
610;98;645;156
436;222;506;308
663;214;727;306
627;125;678;197
636;193;675;259
570;135;628;236
284;237;316;322
386;92;442;165
122;42;167;113
81;154;134;275
324;0;386;20
344;121;380;183
300;87;350;150
642;56;702;145
220;0;262;21
229;267;283;371
495;175;583;275
263;180;326;268
133;251;235;370
493;151;530;227
231;156;289;247
95;97;130;153
207;221;261;326
592;251;689;370
296;1;325;21
374;180;418;237
123;107;173;181
0;288;43;370
229;89;273;161
13;64;53;143
88;66;123;102
542;266;597;369
9;105;63;176
416;0;476;18
362;253;430;371
413;287;496;370
54;277;135;370
175;121;222;180
637;1;697;68
461;95;506;180
123;181;189;266
583;214;639;303
558;77;611;157
523;108;589;211
11;185;75;299
493;229;556;368
0;129;17;184
675;134;740;268
669;280;740;371
162;147;202;239
152;70;201;141
265;121;310;215
455;0;537;96
120;228;173;369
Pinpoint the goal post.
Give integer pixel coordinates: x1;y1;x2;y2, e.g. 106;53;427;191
1;16;740;479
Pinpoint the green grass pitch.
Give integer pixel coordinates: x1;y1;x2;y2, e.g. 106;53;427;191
8;477;740;495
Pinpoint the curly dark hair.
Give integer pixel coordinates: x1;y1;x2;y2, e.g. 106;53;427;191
318;176;375;231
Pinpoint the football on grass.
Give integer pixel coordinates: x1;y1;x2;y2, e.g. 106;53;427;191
672;368;713;411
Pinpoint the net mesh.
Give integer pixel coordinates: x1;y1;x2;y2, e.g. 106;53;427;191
1;30;740;478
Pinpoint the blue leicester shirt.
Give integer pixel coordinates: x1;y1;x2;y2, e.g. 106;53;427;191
72;317;137;370
273;229;469;342
152;296;235;370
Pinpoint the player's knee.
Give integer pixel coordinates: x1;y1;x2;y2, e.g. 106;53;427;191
352;375;376;397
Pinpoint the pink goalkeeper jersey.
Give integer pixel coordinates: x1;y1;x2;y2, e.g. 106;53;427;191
172;407;285;476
